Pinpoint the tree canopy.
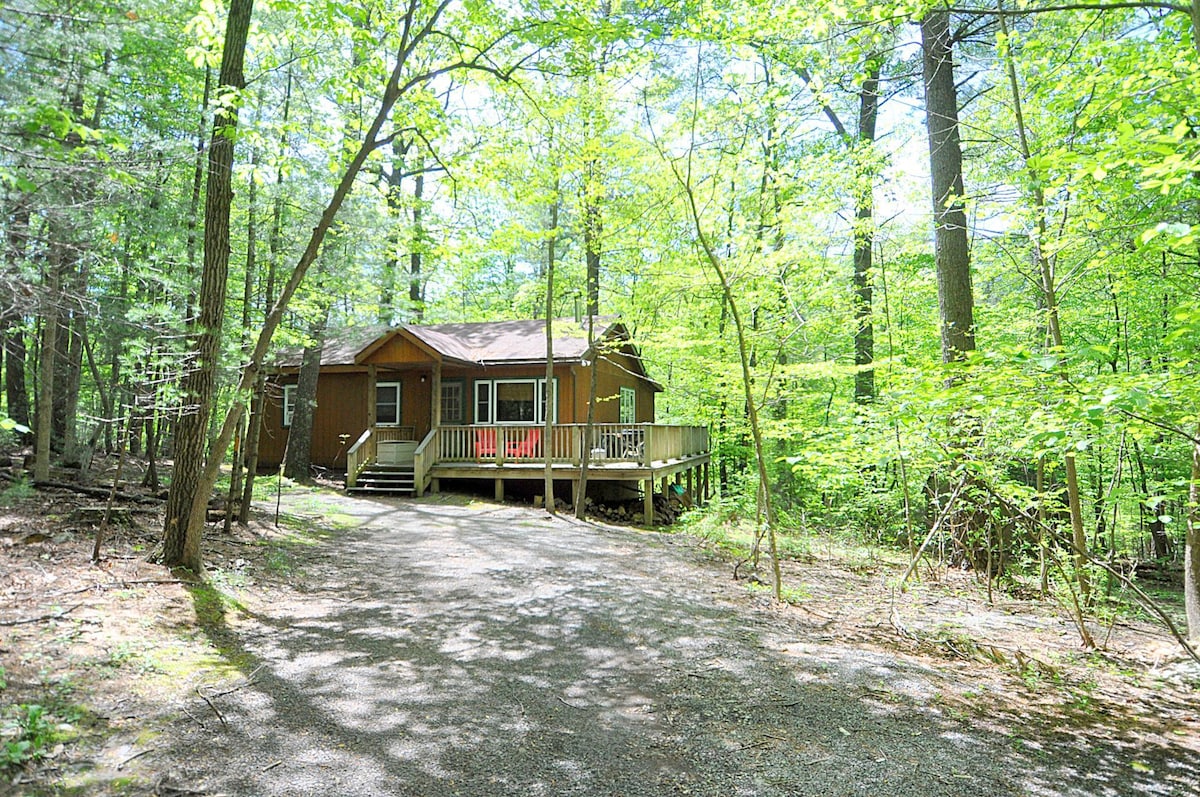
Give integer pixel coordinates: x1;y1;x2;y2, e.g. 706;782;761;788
2;0;1199;636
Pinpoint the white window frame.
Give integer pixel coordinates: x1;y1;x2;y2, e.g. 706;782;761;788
473;378;557;425
619;386;636;424
375;381;402;427
282;384;297;427
441;379;466;424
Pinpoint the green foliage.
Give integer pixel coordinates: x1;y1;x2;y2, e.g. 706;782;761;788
0;478;35;508
1;0;1196;630
1;704;54;770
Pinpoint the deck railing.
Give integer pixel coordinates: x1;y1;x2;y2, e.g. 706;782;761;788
437;423;708;466
348;423;708;487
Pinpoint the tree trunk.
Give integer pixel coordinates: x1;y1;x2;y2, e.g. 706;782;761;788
241;63;292;520
54;293;86;465
544;195;558;514
2;319;30;438
921;10;975;362
853;62;880;403
999;13;1090;602
225;154;258;532
185;68;212;325
34;276;59;483
3;202;31;437
161;0;254;572
283;307;328;483
239;375;266;523
380;137;410;324
575;312;597;519
409;152;425;322
1185;432;1200;639
584;145;602;316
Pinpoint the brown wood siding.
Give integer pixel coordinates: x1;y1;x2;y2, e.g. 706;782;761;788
400;372;432;439
361;334;436;365
567;353;656;425
258;372;370;470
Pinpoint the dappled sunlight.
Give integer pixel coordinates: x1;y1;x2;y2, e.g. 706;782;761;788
147;493;1200;796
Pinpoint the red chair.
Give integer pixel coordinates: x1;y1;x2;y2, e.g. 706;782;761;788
506;428;542;459
474;428;497;459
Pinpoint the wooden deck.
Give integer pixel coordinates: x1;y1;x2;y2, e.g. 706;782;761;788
347;422;711;524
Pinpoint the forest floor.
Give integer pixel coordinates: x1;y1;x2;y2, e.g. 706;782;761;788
2;472;1200;796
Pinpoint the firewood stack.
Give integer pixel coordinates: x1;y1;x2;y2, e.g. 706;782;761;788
583;492;688;526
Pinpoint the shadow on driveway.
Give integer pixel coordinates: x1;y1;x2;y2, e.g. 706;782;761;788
164;493;1198;796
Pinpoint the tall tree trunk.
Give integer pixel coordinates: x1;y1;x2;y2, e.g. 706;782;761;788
999;13;1090;602
853;62;880;403
3;201;31;436
1186;432;1200;639
185;68;212;325
409;152;425;322
666;55;783;595
54;277;87;465
34;262;61;483
225;148;259;532
2;318;30;437
141;371;161;491
283;304;329;483
921;11;975;362
544;193;561;516
1132;440;1170;557
575;311;597;520
380;137;410;324
241;63;292;520
543;196;557;515
161;0;254;572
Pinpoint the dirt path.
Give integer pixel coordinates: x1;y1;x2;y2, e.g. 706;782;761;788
71;491;1191;797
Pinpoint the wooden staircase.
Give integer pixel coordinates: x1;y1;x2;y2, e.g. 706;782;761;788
347;438;420;495
348;464;416;494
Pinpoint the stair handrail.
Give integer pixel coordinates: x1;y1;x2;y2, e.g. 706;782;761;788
345;427;375;489
412;427;438;496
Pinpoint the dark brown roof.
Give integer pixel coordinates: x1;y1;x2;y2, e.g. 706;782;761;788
403;317;619;366
273;316;648;372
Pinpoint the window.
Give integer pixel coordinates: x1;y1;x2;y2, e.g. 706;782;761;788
619;386;636;424
475;380;491;425
473;379;556;424
441;379;465;424
282;384;297;427
375;381;401;426
496;380;536;422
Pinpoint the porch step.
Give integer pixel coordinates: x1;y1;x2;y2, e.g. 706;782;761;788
348;466;416;494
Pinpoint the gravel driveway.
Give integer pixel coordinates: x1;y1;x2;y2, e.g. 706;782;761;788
146;492;1194;796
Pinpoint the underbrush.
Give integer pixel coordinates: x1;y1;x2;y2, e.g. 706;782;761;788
0;668;89;778
674;495;902;580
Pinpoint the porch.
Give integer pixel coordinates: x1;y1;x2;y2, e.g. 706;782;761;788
346;423;711;525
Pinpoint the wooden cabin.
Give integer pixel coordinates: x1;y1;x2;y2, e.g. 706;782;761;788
258;317;710;523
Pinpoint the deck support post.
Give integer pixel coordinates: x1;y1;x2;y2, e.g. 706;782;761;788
432;478;440;494
686;468;693;502
702;462;710;504
495;478;504;502
644;478;654;526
